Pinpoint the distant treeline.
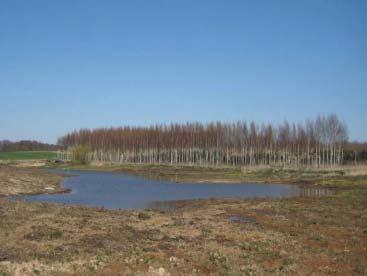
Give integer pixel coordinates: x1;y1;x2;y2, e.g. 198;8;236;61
58;114;353;167
0;140;61;152
344;142;367;163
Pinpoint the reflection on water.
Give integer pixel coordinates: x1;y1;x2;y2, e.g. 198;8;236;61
12;169;333;210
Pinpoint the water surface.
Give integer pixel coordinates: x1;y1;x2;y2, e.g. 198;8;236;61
14;170;330;210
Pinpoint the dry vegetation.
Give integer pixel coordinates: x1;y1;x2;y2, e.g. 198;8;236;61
0;163;366;275
0;165;63;196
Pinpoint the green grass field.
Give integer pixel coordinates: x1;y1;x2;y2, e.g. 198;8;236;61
0;151;57;160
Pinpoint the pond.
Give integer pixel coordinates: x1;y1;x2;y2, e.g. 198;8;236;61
14;170;332;210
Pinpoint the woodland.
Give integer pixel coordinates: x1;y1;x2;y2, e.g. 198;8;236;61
57;114;356;167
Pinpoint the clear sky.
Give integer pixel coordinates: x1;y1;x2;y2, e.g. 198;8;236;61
0;0;366;143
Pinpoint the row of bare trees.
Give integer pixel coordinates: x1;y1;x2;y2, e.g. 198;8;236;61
0;140;61;152
57;114;348;167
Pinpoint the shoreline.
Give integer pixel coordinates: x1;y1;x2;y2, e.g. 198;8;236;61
1;161;366;201
45;161;367;188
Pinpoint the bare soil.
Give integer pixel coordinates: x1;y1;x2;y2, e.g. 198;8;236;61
0;165;64;196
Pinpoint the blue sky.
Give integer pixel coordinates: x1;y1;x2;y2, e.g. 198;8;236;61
0;0;366;143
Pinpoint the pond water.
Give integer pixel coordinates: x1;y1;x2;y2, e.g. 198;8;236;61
13;170;331;210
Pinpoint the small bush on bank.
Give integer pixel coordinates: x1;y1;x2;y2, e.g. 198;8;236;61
71;145;90;165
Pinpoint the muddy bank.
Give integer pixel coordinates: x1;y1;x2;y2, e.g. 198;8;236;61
0;166;65;197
